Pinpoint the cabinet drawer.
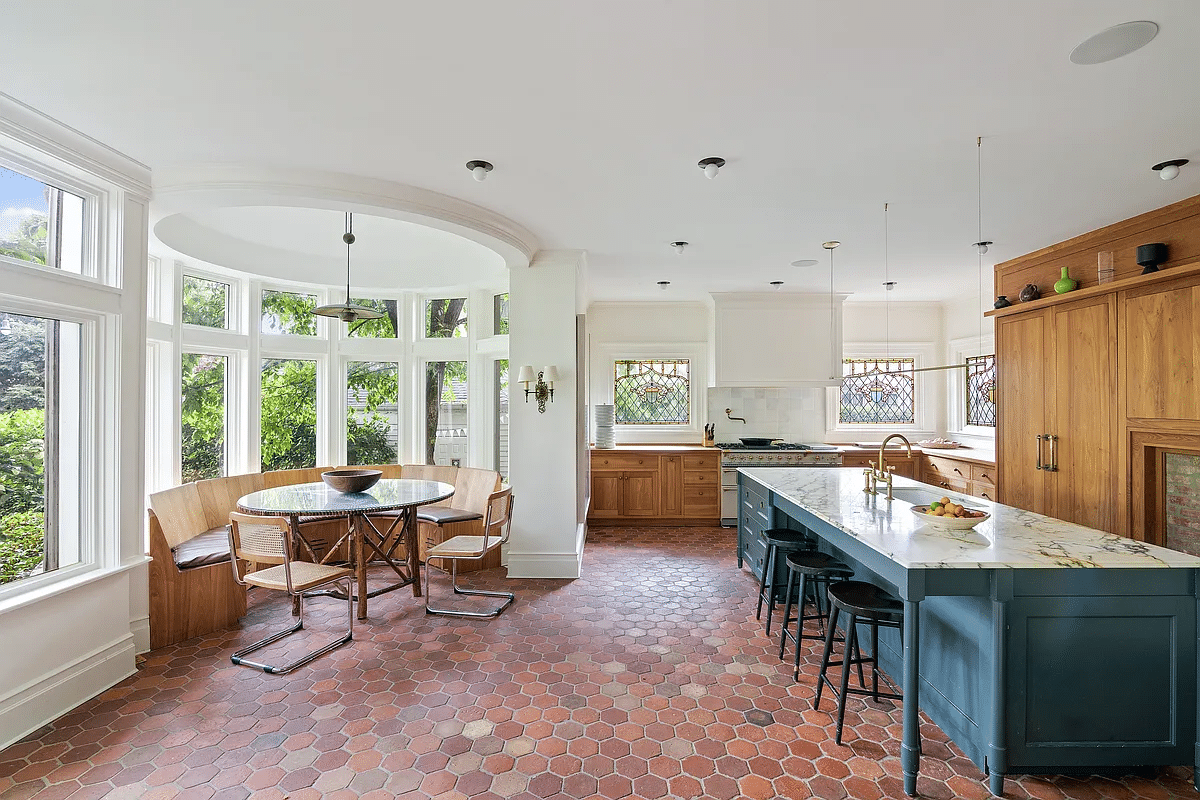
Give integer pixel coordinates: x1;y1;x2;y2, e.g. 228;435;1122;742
682;470;717;486
925;475;969;495
970;463;996;486
925;455;970;481
683;486;716;502
683;453;719;470
743;531;768;578
969;482;996;502
591;453;656;470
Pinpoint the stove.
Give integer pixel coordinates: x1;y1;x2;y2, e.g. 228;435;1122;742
718;442;842;526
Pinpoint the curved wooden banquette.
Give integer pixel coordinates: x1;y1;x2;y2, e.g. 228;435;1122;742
147;464;502;649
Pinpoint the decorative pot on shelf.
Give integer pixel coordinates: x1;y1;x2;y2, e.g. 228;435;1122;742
1053;267;1078;294
1019;283;1040;302
1136;242;1168;275
993;295;1011;309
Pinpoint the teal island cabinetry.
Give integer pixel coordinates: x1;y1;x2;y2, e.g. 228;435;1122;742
737;466;1200;797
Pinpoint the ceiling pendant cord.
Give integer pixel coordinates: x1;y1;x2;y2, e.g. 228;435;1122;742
977;136;985;357
883;202;890;427
823;240;841;382
345;211;354;303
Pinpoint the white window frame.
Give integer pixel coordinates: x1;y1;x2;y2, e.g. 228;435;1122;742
593;342;707;444
826;341;938;439
179;269;236;333
946;334;996;442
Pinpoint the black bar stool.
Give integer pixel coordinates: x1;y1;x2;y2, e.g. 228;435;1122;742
778;551;855;677
814;580;904;744
755;529;815;636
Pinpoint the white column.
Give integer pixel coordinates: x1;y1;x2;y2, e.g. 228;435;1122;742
506;251;585;578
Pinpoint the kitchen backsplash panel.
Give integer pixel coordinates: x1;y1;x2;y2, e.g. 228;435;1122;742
707;387;826;443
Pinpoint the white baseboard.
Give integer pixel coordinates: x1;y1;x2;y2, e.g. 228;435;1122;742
129;615;151;654
0;635;136;750
506;545;584;579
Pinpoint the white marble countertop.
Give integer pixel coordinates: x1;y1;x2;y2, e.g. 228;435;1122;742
739;467;1200;570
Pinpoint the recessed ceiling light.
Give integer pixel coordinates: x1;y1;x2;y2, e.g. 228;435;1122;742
791;259;818;267
770;281;784;291
883;281;897;291
671;241;689;254
466;160;493;181
657;280;671;290
1152;159;1188;180
698;157;725;179
1070;21;1158;65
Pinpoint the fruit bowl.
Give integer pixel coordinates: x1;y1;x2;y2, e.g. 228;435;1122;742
322;469;383;494
910;505;990;530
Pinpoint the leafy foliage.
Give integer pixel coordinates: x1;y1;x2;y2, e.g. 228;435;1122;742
0;409;45;515
424;299;469;464
424;298;467;338
0;212;48;265
494;293;508;335
347;361;398;465
347;298;398;338
0;511;45;585
261;290;317;336
181;275;228;328
181;353;226;482
0;315;46;411
261;359;317;471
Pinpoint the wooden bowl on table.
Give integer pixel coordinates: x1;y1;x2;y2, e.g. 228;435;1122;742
321;469;383;494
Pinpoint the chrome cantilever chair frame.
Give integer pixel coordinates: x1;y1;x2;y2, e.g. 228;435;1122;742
227;512;354;674
424;489;515;618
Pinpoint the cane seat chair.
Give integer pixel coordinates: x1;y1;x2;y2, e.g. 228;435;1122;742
227;512;354;674
424;488;514;618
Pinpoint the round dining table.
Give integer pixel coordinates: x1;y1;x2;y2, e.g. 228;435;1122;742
237;478;455;620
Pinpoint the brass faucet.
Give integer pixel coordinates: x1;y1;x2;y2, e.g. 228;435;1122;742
863;433;912;500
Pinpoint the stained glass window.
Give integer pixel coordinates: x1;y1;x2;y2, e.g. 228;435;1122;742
966;354;997;427
840;358;915;424
614;359;689;425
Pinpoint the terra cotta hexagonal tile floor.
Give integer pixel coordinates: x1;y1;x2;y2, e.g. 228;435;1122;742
1;526;1196;799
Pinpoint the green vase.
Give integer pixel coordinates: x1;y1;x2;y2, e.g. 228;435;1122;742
1054;266;1078;294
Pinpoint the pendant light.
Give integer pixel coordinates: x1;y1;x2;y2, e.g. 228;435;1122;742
824;241;840;381
313;212;386;324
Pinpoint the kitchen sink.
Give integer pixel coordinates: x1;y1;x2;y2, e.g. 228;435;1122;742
877;486;945;506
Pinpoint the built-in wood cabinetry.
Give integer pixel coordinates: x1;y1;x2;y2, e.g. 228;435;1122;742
996;295;1119;532
589;449;719;524
922;454;997;501
840;451;919;479
990;192;1200;541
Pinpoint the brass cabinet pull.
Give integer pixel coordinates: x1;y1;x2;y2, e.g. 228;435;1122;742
1047;434;1059;472
953;467;964;476
1035;434;1044;470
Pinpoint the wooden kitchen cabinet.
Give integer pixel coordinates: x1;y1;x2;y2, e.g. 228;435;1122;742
996;294;1118;532
589;449;719;524
841;451;918;479
922;453;996;501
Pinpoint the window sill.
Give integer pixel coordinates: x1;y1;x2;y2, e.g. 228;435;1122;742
0;556;150;617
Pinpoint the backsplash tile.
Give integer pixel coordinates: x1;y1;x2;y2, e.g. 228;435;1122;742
707;386;826;443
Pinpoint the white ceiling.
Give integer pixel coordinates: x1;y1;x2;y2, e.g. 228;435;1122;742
4;0;1198;302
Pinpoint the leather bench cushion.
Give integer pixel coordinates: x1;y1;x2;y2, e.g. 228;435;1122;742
416;507;483;525
171;526;232;570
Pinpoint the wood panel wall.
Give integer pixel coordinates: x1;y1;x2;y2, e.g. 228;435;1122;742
994;194;1200;303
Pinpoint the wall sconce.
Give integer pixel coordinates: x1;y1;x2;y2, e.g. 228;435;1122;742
517;365;558;413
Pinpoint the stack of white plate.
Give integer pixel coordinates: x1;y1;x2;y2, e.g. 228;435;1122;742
594;404;616;448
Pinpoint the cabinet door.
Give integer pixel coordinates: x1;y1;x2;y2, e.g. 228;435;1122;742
1050;296;1118;532
590;471;624;518
660;456;682;517
1124;279;1200;421
623;470;660;516
997;311;1051;514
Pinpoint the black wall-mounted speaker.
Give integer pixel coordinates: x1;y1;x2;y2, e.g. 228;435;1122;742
1136;243;1168;273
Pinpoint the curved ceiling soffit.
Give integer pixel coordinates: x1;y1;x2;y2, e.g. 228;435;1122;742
151;164;539;269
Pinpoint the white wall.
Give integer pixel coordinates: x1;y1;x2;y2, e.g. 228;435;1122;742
0;94;150;748
507;251;584;578
587;302;710;444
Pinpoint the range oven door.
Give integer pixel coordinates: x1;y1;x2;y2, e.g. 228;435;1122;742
721;467;740;527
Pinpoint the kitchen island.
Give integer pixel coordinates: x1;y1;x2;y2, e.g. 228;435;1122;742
738;467;1200;797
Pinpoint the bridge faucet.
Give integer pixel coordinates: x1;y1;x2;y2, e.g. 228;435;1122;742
864;433;912;500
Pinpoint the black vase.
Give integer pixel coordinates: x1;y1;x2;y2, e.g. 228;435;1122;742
994;296;1012;309
1136;242;1168;275
1019;284;1040;302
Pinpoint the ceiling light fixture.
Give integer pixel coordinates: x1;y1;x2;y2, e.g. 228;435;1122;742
1070;21;1159;65
313;212;386;325
1153;159;1188;181
770;280;783;291
466;160;493;181
791;259;818;268
671;241;689;254
823;241;840;381
657;280;671;290
973;241;993;255
698;157;725;179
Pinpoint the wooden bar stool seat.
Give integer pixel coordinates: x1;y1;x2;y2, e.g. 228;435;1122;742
778;551;855;676
814;580;904;744
755;528;815;636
